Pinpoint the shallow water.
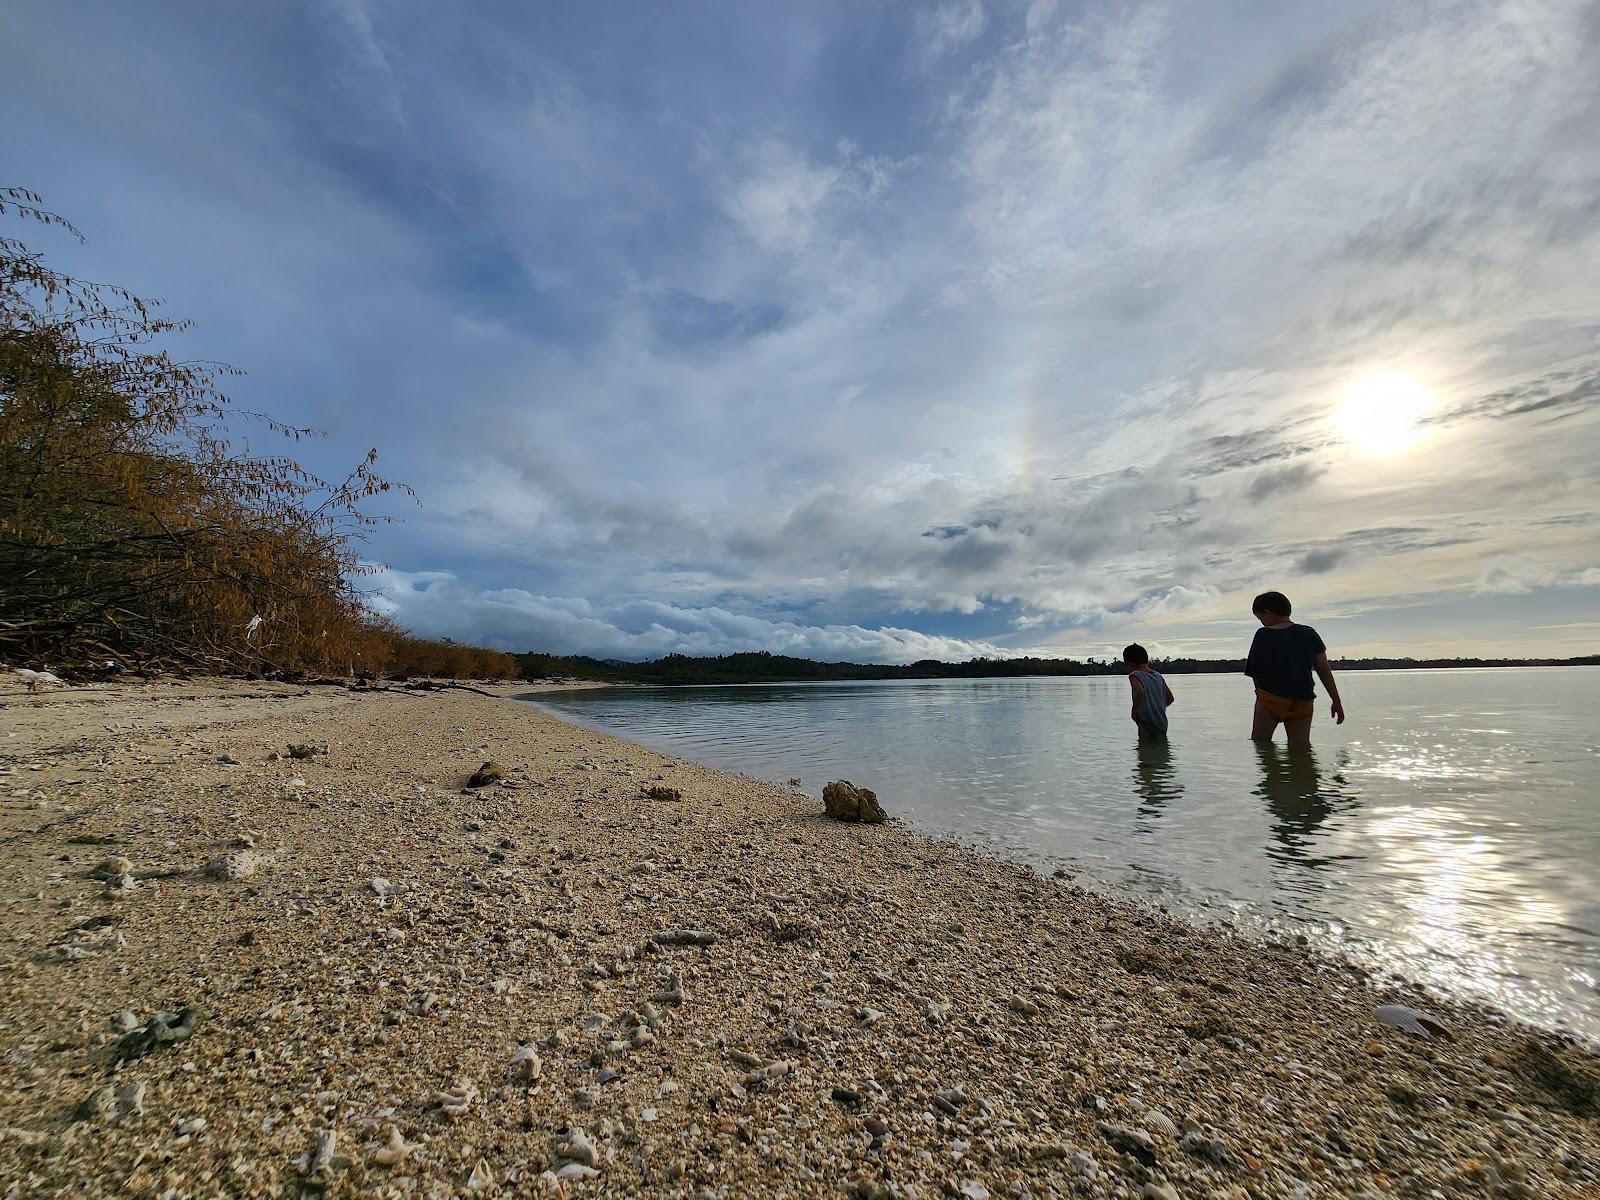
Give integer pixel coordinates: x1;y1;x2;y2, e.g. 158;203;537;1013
529;668;1600;1041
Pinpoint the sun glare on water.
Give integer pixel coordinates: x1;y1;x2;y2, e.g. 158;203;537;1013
1335;374;1433;455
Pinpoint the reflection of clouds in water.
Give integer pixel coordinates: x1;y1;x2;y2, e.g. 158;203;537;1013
1132;738;1183;828
1368;806;1569;1020
1254;743;1361;869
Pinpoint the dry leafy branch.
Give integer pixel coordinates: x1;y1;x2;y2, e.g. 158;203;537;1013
0;189;505;679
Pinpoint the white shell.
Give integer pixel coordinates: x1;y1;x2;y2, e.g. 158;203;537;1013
307;1129;336;1177
1375;1004;1451;1039
438;1081;477;1119
371;1126;414;1166
509;1045;543;1081
561;1128;598;1167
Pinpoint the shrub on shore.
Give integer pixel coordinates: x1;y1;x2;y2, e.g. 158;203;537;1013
0;188;515;681
383;635;519;681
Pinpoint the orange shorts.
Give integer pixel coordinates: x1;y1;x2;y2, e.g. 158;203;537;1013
1256;689;1314;722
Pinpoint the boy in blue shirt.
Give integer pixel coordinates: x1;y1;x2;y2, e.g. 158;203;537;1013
1124;643;1175;738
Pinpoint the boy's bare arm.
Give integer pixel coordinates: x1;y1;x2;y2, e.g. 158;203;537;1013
1313;652;1345;723
1128;674;1144;720
1164;684;1175;705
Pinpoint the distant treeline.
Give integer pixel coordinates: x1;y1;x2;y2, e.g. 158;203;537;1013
517;648;1600;686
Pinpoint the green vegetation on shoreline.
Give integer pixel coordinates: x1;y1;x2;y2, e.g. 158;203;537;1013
518;648;1600;686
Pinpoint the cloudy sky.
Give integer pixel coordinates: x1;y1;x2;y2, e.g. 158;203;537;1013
4;1;1598;661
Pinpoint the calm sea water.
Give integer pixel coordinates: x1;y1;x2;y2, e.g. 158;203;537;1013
528;669;1600;1041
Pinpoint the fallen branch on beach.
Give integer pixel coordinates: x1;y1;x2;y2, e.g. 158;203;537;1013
403;680;504;699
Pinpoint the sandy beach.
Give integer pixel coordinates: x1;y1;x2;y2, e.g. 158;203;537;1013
0;677;1595;1199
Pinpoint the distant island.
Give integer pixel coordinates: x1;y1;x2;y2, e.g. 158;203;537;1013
517;648;1600;686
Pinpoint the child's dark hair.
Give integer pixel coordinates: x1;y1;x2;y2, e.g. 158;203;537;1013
1122;643;1149;665
1252;590;1292;617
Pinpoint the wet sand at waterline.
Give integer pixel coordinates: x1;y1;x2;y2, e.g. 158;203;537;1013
0;678;1595;1198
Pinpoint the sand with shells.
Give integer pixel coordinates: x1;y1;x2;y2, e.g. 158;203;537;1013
0;675;1596;1198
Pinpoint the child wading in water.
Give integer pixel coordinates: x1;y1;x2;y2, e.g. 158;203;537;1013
1123;643;1175;739
1245;591;1345;745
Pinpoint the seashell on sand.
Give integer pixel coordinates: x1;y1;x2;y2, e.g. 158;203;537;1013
561;1127;598;1167
1375;1004;1451;1039
553;1162;599;1181
371;1126;415;1166
509;1045;543;1081
306;1129;336;1178
437;1081;476;1119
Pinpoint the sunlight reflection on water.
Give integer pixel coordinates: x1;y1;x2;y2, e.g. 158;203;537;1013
530;668;1600;1041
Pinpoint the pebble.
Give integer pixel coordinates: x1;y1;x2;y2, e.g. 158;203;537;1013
1097;1121;1157;1166
652;928;715;947
509;1045;542;1081
203;850;260;881
935;1087;967;1115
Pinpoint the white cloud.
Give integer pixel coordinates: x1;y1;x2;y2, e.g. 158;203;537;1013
1475;559;1600;596
367;569;1010;663
1475;565;1541;596
1133;584;1222;617
916;1;988;62
723;144;843;251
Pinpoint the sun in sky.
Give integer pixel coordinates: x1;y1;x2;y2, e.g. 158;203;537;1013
1335;373;1434;456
